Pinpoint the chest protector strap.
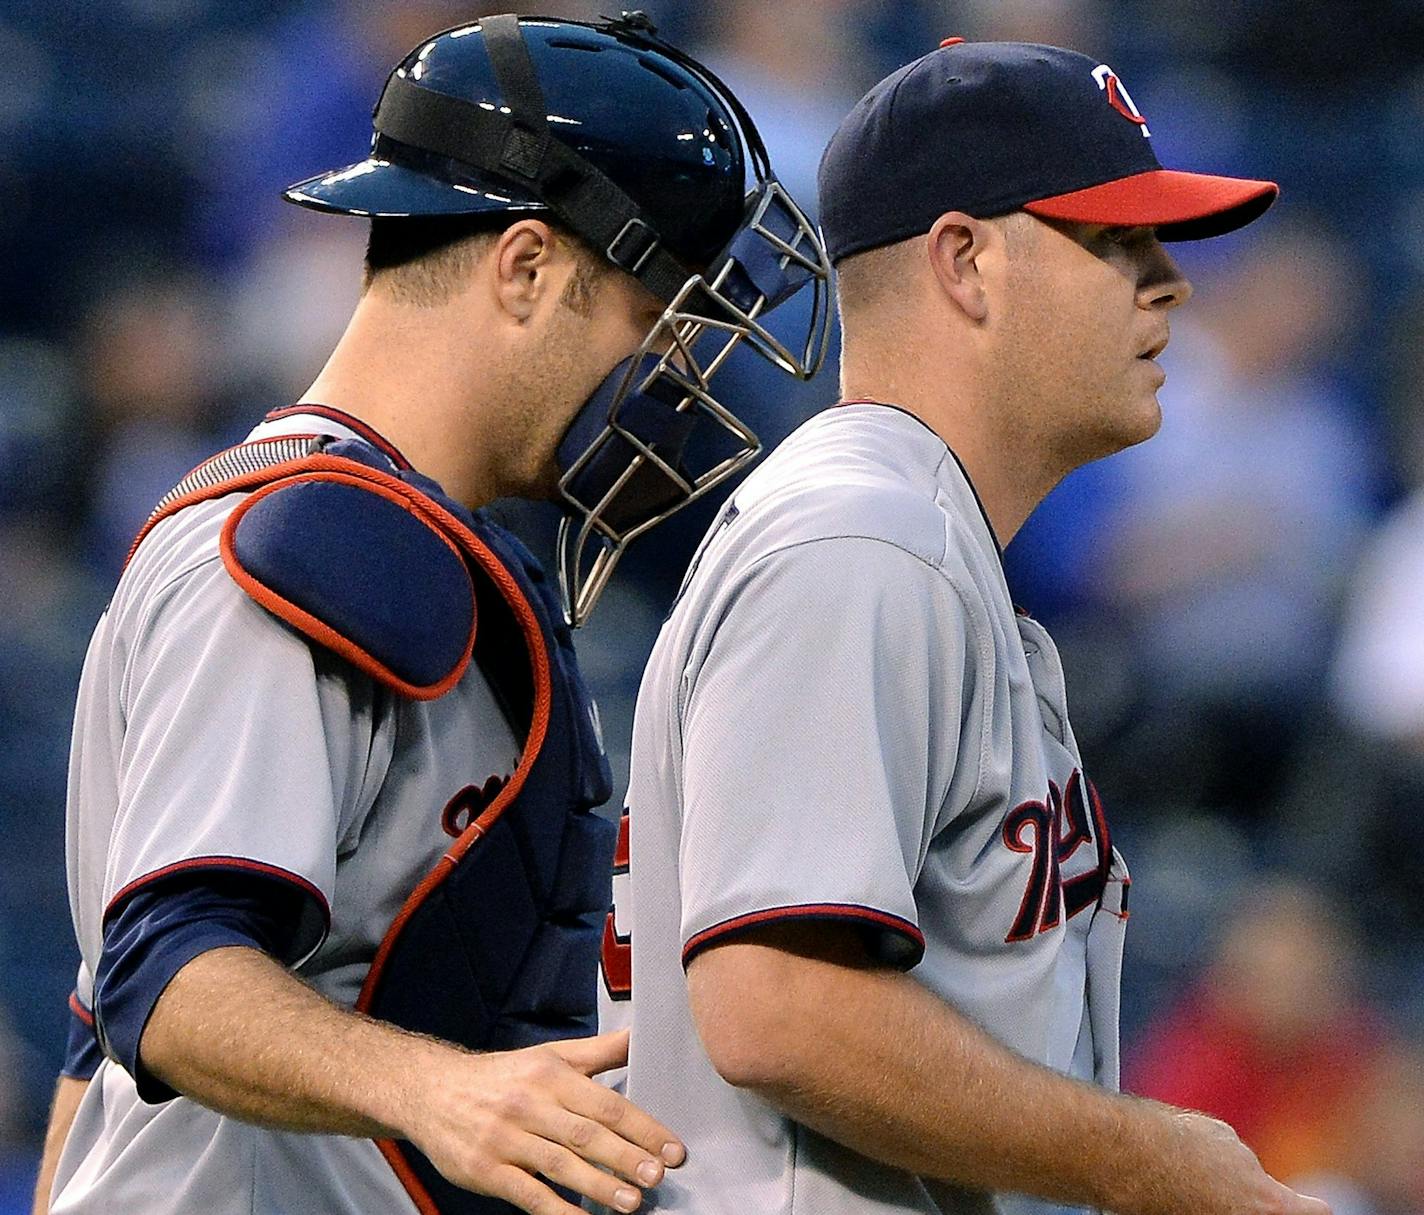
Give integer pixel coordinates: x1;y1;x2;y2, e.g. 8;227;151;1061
131;435;616;1215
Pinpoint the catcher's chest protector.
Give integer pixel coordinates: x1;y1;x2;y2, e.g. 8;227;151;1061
130;434;616;1215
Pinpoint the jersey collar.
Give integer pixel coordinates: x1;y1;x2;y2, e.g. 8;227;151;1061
256;404;413;470
834;398;1005;567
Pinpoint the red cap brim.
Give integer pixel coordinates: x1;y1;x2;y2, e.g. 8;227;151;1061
1022;169;1279;241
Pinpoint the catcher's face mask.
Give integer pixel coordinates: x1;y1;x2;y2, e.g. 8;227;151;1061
321;8;831;624
555;177;830;625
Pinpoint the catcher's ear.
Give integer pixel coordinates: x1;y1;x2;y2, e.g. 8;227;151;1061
492;220;559;321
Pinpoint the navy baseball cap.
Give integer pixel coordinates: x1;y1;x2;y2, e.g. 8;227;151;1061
818;39;1279;264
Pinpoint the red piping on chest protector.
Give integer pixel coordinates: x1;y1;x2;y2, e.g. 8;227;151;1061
124;439;321;572
376;1141;443;1215
340;466;553;1215
349;471;552;1012
131;449;553;887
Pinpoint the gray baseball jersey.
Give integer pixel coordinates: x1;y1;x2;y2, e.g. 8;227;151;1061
53;410;520;1215
596;401;1131;1215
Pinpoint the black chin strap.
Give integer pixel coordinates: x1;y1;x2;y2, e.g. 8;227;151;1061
373;13;704;306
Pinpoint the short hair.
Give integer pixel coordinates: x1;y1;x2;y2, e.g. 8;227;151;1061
364;214;500;305
834;212;1036;323
832;238;922;321
363;214;608;314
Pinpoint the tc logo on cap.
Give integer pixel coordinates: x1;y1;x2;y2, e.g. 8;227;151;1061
1091;64;1151;138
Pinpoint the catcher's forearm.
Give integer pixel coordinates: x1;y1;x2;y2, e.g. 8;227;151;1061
139;946;686;1215
139;945;430;1137
32;1075;88;1215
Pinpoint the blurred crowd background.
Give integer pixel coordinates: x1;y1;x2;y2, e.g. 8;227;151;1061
3;0;1423;1210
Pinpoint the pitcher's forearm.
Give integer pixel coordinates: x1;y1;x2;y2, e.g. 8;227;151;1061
689;933;1153;1207
689;928;1328;1215
32;1075;89;1215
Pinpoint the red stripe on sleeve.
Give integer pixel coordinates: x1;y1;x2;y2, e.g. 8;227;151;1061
68;991;94;1027
104;856;331;926
682;903;925;967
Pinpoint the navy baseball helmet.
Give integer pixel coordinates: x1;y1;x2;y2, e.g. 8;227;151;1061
286;13;747;271
285;12;831;625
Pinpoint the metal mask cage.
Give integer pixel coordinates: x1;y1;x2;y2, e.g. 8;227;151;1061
549;200;831;626
549;22;833;626
697;178;833;381
556;276;765;625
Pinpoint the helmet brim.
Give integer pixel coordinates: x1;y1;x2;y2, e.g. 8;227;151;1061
284;156;548;218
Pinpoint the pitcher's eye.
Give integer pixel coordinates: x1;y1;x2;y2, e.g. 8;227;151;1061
1103;226;1151;247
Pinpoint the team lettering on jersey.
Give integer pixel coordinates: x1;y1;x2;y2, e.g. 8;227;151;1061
601;809;632;1000
603;769;1116;995
1002;769;1113;943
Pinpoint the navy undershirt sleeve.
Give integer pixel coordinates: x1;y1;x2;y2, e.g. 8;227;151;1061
94;872;314;1104
62;994;103;1080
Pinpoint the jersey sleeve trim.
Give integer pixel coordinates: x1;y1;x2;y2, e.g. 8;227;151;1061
104;856;332;957
95;888;276;1105
682;903;925;969
67;991;94;1027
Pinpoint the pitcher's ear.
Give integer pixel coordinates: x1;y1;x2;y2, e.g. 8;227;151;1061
926;211;1002;324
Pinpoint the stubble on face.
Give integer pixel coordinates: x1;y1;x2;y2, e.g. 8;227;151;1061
992;215;1167;474
503;256;666;499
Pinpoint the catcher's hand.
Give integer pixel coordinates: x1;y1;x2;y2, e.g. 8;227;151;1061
404;1029;684;1215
